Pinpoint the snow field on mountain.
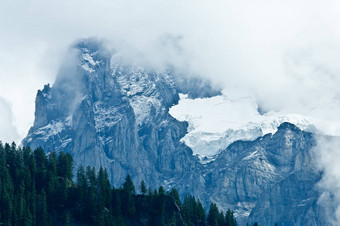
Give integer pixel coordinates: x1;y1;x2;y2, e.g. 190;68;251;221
169;92;319;158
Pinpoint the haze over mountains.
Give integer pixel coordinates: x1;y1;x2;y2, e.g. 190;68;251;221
2;0;340;145
20;38;338;225
2;1;340;225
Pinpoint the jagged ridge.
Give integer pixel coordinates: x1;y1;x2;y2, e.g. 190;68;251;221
23;38;328;225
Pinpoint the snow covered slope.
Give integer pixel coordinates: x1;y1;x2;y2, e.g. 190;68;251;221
170;93;318;159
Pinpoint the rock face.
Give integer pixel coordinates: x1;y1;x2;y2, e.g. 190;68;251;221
23;38;217;187
199;123;326;225
23;38;327;225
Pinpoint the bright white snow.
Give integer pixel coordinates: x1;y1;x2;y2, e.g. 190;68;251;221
113;63;165;126
33;117;72;141
80;50;100;74
169;91;322;159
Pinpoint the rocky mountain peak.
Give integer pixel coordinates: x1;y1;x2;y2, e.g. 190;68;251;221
23;38;328;225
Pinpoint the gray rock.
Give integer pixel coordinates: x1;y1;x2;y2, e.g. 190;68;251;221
23;38;329;225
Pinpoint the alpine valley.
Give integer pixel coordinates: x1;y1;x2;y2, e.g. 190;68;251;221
22;38;332;225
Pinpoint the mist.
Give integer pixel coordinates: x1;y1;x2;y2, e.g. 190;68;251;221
0;97;19;143
1;0;340;222
313;137;340;224
2;0;340;141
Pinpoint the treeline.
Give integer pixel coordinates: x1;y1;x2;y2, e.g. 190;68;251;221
0;142;238;226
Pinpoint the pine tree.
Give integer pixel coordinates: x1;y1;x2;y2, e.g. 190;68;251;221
169;188;180;206
57;152;73;180
158;185;165;196
0;144;14;224
34;147;48;193
16;181;25;224
36;190;50;226
122;175;136;216
24;207;33;226
183;195;194;224
195;199;205;226
123;174;135;195
140;180;147;195
55;177;68;210
23;146;36;193
0;142;240;226
86;166;97;188
226;209;237;226
207;203;219;226
64;211;71;226
97;167;111;208
218;210;225;226
46;151;58;208
111;188;122;216
76;166;88;207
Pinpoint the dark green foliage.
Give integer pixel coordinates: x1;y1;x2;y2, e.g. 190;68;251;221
56;151;73;180
64;211;71;226
140;180;147;195
208;203;219;226
206;204;238;226
0;142;239;226
182;195;206;226
158;185;165;195
123;174;135;195
169;188;181;205
226;209;237;226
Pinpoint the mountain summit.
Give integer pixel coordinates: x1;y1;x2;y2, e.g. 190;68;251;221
23;38;218;186
23;38;328;225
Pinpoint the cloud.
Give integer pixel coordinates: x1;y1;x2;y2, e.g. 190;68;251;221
1;1;340;220
1;1;340;137
313;137;340;224
0;97;20;143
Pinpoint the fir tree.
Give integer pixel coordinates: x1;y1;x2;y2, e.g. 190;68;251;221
207;202;219;226
0;142;240;226
140;180;147;195
123;174;135;195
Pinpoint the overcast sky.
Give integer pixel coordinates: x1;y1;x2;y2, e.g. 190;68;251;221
2;0;340;222
1;0;340;143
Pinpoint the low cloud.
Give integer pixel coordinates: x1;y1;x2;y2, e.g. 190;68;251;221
1;1;340;221
1;0;340;140
0;97;20;143
313;137;340;224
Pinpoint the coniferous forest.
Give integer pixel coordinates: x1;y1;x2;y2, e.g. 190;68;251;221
0;142;240;226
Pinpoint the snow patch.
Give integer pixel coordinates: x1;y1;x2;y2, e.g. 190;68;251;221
243;150;259;161
33;120;66;141
234;202;257;218
129;95;161;125
80;52;100;74
94;101;123;131
42;92;51;99
60;138;72;148
169;92;319;159
114;65;164;125
81;64;95;73
82;53;98;66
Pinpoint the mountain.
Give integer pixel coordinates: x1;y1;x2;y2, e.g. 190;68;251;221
169;93;318;159
203;123;326;225
23;38;328;225
23;38;219;187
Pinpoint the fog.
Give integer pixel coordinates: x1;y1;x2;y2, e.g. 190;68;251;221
1;0;340;141
314;137;340;224
0;97;19;143
1;1;340;223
